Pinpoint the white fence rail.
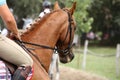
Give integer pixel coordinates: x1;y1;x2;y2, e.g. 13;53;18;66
116;44;120;77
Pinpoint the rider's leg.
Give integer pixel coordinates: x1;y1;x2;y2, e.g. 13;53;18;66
0;34;33;80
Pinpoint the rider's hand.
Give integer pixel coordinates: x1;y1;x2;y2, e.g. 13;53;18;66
7;32;21;41
13;32;21;40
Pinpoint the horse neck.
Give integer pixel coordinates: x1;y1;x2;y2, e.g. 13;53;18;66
21;10;67;48
21;21;60;47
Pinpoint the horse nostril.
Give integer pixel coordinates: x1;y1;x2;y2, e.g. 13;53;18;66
60;58;68;63
59;52;74;63
69;52;74;61
71;54;74;60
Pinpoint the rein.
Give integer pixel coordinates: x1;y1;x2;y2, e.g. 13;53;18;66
17;40;69;55
18;40;56;51
15;40;47;71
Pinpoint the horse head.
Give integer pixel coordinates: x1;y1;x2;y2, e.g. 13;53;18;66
54;1;77;63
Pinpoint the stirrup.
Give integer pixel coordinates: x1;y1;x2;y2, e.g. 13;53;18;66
12;66;31;80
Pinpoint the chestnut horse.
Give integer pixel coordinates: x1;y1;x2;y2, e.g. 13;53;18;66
21;2;76;80
0;2;76;80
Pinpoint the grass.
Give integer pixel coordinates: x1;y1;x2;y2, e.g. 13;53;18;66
60;46;120;80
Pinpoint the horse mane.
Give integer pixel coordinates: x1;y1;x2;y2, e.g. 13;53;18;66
21;10;60;36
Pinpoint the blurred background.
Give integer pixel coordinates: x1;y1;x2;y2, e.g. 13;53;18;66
0;0;120;80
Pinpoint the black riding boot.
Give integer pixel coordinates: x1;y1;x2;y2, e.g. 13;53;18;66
12;66;31;80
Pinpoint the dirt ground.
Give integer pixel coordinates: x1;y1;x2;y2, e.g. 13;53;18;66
53;66;109;80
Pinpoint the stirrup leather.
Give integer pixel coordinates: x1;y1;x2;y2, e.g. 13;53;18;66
12;66;31;80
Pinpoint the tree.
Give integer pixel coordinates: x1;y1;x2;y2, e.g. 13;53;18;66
50;0;93;45
51;0;93;35
74;0;93;35
1;0;93;36
6;0;43;29
87;0;120;45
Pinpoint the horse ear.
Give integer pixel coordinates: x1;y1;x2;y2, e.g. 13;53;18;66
69;2;76;15
54;1;61;10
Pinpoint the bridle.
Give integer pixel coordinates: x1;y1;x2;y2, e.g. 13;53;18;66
56;9;74;56
17;9;74;56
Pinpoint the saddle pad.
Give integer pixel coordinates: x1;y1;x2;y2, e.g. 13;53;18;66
0;60;33;80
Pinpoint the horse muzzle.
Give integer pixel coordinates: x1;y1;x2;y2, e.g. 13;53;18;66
59;52;74;63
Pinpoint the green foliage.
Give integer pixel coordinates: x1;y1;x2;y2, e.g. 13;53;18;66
6;0;93;34
7;0;43;20
75;0;93;34
50;0;93;35
6;0;43;28
64;0;94;35
87;0;120;45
